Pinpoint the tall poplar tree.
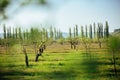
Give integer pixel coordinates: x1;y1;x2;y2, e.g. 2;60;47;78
97;23;102;48
73;27;76;38
81;26;84;38
15;28;18;39
85;25;88;38
76;25;78;37
69;27;72;39
105;21;109;38
100;23;103;38
89;24;92;39
50;26;53;39
18;27;22;40
45;29;48;41
7;28;9;38
12;27;15;39
9;27;11;38
54;27;57;40
3;24;6;39
97;23;100;39
93;23;96;38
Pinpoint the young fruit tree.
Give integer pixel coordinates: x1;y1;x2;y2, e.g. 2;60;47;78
107;36;120;76
23;46;29;67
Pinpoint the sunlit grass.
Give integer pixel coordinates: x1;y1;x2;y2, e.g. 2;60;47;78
0;51;120;80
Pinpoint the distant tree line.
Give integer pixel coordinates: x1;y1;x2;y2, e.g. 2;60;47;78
68;21;109;40
68;21;109;49
3;25;63;44
2;21;109;48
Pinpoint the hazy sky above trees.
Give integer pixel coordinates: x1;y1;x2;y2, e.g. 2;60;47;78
0;0;120;33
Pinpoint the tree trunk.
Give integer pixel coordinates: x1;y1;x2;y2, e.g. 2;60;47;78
74;44;76;50
23;48;29;67
35;54;39;62
70;42;73;49
85;44;87;55
98;39;101;48
112;50;117;76
25;54;29;67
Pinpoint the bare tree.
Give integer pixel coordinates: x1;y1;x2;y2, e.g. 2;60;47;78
23;46;29;67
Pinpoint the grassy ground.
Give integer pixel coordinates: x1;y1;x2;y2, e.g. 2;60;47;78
0;52;120;80
0;43;120;80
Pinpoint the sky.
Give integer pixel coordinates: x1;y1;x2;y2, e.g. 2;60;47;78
0;0;120;33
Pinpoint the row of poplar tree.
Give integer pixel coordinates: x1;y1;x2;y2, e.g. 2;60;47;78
3;25;63;42
69;21;109;39
2;21;109;44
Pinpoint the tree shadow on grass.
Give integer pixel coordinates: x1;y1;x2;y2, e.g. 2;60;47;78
79;55;100;79
0;58;78;80
0;69;77;80
0;69;31;80
46;70;76;80
80;55;120;80
103;68;120;79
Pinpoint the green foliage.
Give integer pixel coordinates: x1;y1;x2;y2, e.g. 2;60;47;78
45;29;48;40
0;0;9;11
38;0;47;5
7;39;19;46
107;36;120;52
21;0;48;5
30;27;41;43
0;38;6;45
107;35;120;76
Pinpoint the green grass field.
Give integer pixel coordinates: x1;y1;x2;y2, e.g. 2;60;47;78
0;50;120;80
0;43;120;80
